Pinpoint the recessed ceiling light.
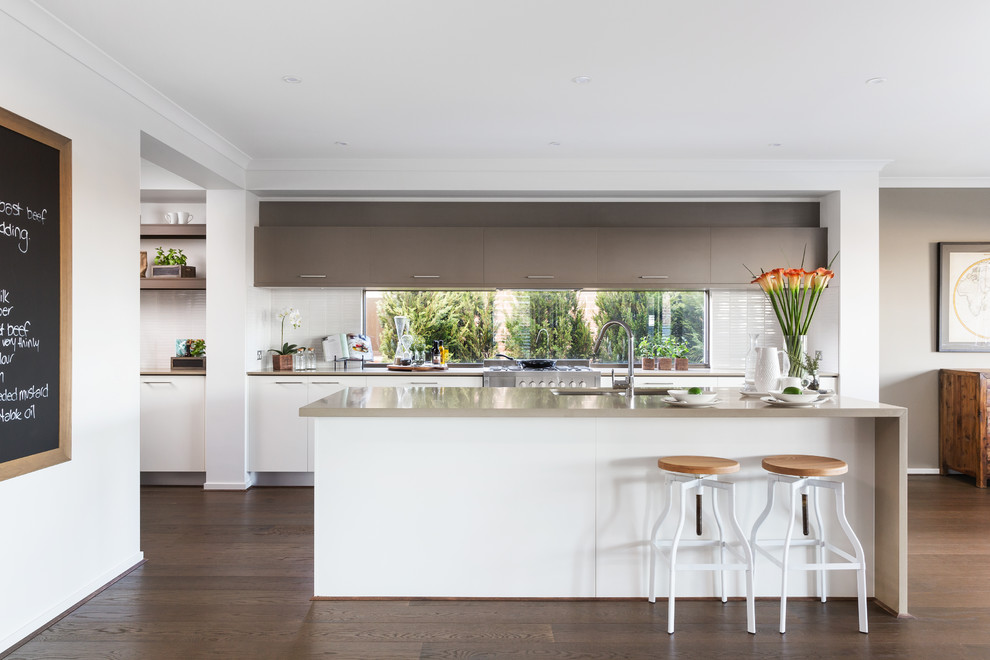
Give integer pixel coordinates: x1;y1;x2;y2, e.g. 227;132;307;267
282;75;303;84
865;77;887;85
571;76;592;84
768;143;783;148
334;141;349;146
548;141;561;147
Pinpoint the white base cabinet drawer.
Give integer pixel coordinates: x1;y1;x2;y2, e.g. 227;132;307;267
249;375;368;472
364;375;483;387
140;376;205;471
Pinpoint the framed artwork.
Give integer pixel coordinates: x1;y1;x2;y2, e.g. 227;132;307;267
938;242;990;352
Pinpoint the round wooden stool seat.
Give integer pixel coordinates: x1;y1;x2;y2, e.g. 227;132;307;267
761;454;848;478
658;455;740;475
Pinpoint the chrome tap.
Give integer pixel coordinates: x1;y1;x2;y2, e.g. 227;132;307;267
534;328;550;356
592;320;635;395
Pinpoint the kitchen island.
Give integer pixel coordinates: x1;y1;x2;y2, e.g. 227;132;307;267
301;387;907;616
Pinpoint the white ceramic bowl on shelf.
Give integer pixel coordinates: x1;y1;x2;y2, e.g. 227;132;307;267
770;390;821;404
667;389;718;404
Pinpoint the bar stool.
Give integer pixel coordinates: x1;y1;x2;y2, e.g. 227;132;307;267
750;454;868;634
648;455;755;634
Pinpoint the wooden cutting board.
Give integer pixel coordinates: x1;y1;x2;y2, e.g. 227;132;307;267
386;364;449;371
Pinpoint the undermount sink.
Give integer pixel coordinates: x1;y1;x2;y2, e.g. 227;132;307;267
550;387;671;396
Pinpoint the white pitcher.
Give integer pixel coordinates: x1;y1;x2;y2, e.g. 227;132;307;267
753;346;791;392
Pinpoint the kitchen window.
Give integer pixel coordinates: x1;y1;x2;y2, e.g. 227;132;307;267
364;289;708;365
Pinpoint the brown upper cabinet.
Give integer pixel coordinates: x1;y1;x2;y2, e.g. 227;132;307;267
254;227;370;286
709;227;828;284
482;228;598;288
368;228;485;287
597;227;711;286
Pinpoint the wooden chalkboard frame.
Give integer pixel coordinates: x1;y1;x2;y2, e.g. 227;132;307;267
0;107;72;481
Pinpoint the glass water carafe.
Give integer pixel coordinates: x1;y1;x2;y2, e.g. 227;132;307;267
743;333;760;390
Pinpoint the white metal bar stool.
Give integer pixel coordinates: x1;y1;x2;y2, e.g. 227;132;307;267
648;455;755;634
750;454;868;634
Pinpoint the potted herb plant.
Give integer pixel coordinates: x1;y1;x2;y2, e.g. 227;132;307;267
269;308;302;371
656;337;674;371
673;339;690;371
150;247;196;278
637;336;656;370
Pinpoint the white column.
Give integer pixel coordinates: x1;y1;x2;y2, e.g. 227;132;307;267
204;189;259;489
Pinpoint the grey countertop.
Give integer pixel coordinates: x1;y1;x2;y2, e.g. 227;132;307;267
300;386;900;419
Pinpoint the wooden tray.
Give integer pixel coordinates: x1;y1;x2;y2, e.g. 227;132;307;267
386;364;449;371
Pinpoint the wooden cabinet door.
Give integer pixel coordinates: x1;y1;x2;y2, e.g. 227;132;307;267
369;228;484;286
254;227;370;286
709;227;827;284
483;228;598;287
597;228;710;285
248;377;310;471
140;376;205;471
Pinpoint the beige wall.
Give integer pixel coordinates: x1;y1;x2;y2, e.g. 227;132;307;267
880;189;990;469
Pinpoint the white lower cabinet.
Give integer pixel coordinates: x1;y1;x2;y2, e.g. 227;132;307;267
249;375;368;472
249;377;311;471
140;375;205;471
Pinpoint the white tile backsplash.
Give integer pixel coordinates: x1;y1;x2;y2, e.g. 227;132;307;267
140;290;207;370
267;289;364;360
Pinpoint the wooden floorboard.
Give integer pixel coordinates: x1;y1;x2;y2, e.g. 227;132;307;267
6;475;990;659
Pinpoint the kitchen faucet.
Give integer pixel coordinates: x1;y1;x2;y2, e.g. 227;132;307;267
591;320;635;395
534;327;550;356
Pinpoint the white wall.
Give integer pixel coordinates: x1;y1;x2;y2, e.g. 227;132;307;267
880;189;990;470
0;5;246;651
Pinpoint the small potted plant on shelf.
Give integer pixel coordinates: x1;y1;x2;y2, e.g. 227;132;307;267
672;339;690;371
637;336;656;370
150;247;196;278
269;308;302;371
656;337;675;371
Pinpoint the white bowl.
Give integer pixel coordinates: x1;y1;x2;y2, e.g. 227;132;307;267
770;390;821;404
667;389;718;403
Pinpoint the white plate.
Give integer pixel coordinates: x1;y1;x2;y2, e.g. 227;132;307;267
740;389;773;397
760;396;823;408
664;397;721;408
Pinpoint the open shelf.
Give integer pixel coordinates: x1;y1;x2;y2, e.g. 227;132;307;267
140;224;207;239
140;278;206;290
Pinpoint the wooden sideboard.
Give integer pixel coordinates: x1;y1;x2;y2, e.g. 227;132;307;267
939;369;990;488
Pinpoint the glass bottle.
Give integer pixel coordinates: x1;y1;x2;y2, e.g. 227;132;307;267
743;333;760;390
306;347;316;370
438;340;445;365
293;347;305;371
432;340;440;365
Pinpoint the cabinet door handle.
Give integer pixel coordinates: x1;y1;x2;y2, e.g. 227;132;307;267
143;381;173;385
298;274;327;279
412;275;440;279
274;381;305;385
639;275;669;279
311;381;341;385
526;275;555;279
415;381;439;385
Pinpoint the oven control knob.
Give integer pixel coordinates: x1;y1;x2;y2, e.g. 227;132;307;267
569;380;576;387
519;381;528;387
579;381;587;387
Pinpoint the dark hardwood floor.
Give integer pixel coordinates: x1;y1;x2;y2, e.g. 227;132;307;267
6;475;990;659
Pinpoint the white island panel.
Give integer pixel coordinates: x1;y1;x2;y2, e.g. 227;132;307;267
314;417;597;597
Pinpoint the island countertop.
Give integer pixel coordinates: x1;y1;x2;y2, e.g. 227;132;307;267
300;386;903;419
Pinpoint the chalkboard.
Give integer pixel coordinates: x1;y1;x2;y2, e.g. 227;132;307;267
0;107;72;481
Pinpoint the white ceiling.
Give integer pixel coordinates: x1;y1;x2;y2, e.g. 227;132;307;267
30;0;990;180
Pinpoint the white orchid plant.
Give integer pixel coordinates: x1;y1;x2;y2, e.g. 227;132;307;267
270;307;302;356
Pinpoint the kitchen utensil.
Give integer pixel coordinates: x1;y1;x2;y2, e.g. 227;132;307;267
495;353;557;370
164;211;193;224
760;396;821;408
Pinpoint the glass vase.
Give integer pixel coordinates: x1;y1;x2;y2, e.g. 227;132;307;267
743;333;760;387
783;335;807;378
